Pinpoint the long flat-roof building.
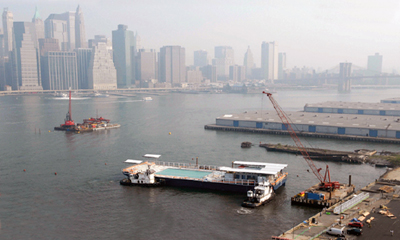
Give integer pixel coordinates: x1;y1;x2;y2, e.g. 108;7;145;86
304;101;400;116
381;98;400;104
213;110;400;139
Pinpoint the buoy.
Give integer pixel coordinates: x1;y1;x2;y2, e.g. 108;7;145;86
48;130;51;132
55;172;57;175
169;132;171;135
23;169;26;172
105;163;107;165
79;160;80;163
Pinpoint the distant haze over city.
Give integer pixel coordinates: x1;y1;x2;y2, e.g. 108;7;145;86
6;0;400;72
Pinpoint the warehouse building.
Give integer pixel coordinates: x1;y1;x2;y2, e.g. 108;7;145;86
304;101;400;116
214;111;400;139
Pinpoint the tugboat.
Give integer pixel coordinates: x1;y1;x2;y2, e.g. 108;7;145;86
242;182;275;208
54;90;76;131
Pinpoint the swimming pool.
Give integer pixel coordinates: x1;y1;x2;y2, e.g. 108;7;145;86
156;168;212;179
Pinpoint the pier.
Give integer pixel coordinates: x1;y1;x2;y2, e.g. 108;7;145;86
204;124;400;144
271;168;400;239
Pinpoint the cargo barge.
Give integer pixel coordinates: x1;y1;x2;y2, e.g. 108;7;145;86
120;157;288;195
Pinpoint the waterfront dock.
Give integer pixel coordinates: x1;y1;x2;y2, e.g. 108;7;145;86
204;124;400;144
271;168;400;240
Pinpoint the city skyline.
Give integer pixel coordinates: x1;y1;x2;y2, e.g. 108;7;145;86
4;1;400;72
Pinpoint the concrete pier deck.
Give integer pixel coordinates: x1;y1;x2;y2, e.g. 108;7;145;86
272;168;400;240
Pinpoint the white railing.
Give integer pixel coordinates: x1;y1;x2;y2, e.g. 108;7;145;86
333;192;369;214
154;161;218;171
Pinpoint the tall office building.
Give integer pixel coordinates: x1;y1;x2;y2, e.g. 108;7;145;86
243;46;254;78
278;52;286;80
194;50;208;67
88;42;117;90
367;53;382;74
88;35;112;50
200;65;217;83
75;48;92;89
213;46;234;80
229;65;246;82
75;5;87;48
39;38;60;56
261;41;278;83
112;24;135;88
12;22;42;90
2;8;13;59
41;51;78;90
32;7;44;40
137;49;157;81
45;12;75;51
159;46;185;85
0;29;5;89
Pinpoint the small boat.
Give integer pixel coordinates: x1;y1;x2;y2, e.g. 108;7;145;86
242;182;275;208
143;97;153;101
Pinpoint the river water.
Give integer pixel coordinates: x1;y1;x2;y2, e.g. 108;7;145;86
0;89;398;239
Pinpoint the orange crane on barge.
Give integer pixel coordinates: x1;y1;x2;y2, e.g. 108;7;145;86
262;91;340;191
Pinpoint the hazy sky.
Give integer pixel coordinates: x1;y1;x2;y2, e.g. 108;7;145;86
3;0;400;72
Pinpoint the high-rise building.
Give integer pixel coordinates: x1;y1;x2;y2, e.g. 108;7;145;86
88;35;112;50
112;24;135;88
243;46;254;78
278;52;286;80
200;65;217;83
159;46;185;85
213;46;234;80
186;66;203;83
45;11;75;51
39;38;60;56
75;48;92;89
88;42;117;90
32;7;44;40
41;51;78;90
229;65;246;82
261;41;278;83
0;28;5;90
367;53;382;74
12;22;42;90
2;8;13;59
75;5;87;49
137;49;157;81
194;50;208;67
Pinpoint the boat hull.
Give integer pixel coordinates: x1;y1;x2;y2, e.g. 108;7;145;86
155;177;256;193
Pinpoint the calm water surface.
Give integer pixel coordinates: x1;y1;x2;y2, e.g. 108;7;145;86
0;89;398;239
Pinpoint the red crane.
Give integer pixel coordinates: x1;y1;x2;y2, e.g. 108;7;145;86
61;90;75;127
263;91;340;191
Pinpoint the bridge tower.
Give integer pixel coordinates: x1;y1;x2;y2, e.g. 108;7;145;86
338;62;352;93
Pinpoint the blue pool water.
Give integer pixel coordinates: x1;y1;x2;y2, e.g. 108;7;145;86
156;168;212;178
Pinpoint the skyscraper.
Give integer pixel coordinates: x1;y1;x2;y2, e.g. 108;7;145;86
88;42;117;90
75;5;87;48
32;7;44;40
278;52;286;80
12;22;42;90
2;8;13;59
112;24;135;88
243;46;254;78
0;29;5;90
45;12;75;51
213;46;234;80
367;53;382;74
137;49;157;81
75;48;92;89
159;46;185;85
89;35;112;50
261;41;278;83
41;51;78;90
194;50;208;67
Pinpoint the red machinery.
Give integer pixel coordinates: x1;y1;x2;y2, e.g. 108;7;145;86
263;91;340;191
83;117;110;124
60;90;75;128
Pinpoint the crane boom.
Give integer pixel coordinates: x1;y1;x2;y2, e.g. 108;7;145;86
263;91;339;190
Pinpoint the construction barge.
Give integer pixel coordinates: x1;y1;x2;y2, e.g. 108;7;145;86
120;156;288;206
54;90;120;133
